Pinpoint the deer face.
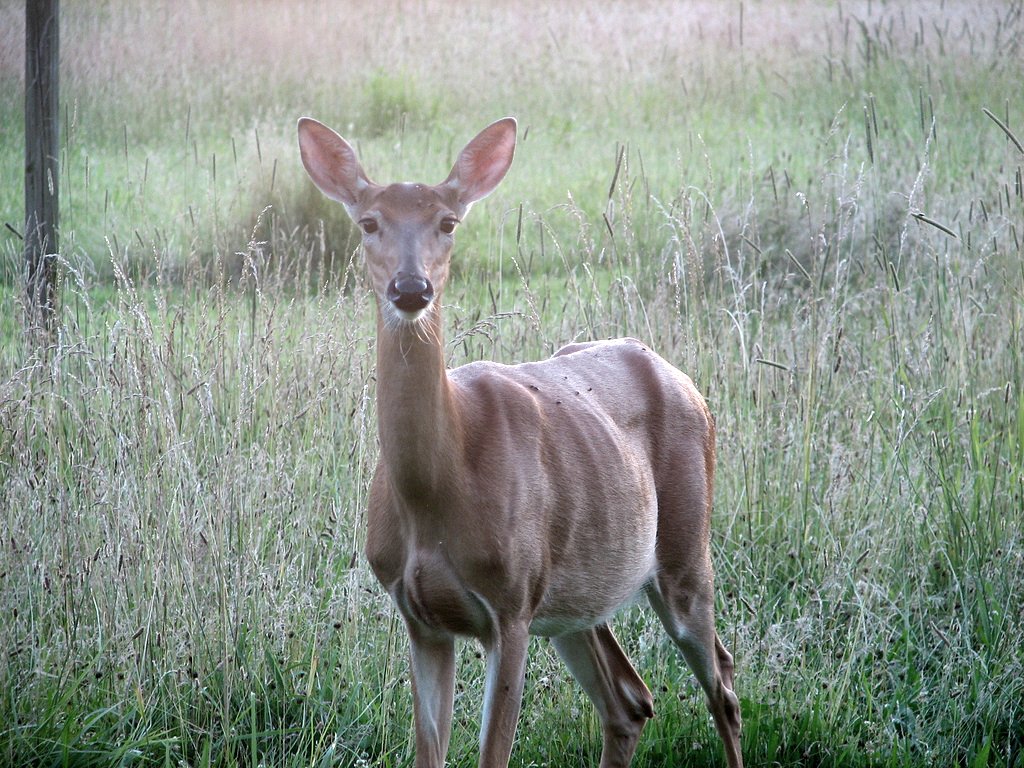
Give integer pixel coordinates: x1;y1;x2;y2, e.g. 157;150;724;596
297;117;517;325
352;182;462;323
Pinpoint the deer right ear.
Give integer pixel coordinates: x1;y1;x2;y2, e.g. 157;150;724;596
297;117;371;210
444;117;517;207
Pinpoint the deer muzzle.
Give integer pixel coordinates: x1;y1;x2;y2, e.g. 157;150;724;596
386;272;435;316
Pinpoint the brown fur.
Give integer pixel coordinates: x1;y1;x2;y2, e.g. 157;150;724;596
297;116;742;768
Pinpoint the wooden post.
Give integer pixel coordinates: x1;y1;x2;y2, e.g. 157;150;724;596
25;0;60;333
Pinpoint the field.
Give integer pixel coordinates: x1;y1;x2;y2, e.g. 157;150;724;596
1;1;1023;766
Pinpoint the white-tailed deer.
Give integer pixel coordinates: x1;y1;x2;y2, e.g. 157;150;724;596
297;116;743;768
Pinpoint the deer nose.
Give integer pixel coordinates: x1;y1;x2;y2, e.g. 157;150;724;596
386;273;434;313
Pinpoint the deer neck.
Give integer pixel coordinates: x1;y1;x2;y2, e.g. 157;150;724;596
374;303;463;506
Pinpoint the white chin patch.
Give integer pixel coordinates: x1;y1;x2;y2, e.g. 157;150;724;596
390;302;432;324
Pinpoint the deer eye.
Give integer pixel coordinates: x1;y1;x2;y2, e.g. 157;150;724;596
439;217;459;235
358;218;378;235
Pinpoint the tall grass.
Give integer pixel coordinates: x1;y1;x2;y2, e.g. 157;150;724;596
2;1;1023;766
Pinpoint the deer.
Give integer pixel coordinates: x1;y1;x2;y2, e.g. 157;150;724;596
296;115;743;768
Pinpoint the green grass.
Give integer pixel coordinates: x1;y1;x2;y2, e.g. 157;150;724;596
2;1;1024;766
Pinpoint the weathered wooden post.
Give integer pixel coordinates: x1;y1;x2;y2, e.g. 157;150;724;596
25;0;60;333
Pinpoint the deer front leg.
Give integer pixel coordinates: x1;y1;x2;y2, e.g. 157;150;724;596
407;621;456;768
479;622;530;767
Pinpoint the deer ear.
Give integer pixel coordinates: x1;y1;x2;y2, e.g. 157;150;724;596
297;117;371;210
444;117;517;207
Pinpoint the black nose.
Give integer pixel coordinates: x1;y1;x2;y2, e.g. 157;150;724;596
386;273;434;313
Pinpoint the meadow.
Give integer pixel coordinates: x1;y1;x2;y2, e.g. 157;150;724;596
1;1;1023;765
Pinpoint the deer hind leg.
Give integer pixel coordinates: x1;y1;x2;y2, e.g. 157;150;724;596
551;624;655;768
646;582;743;768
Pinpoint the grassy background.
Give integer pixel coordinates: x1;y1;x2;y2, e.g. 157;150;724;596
2;1;1023;766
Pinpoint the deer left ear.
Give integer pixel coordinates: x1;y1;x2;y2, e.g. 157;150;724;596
297;117;372;211
444;117;517;207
